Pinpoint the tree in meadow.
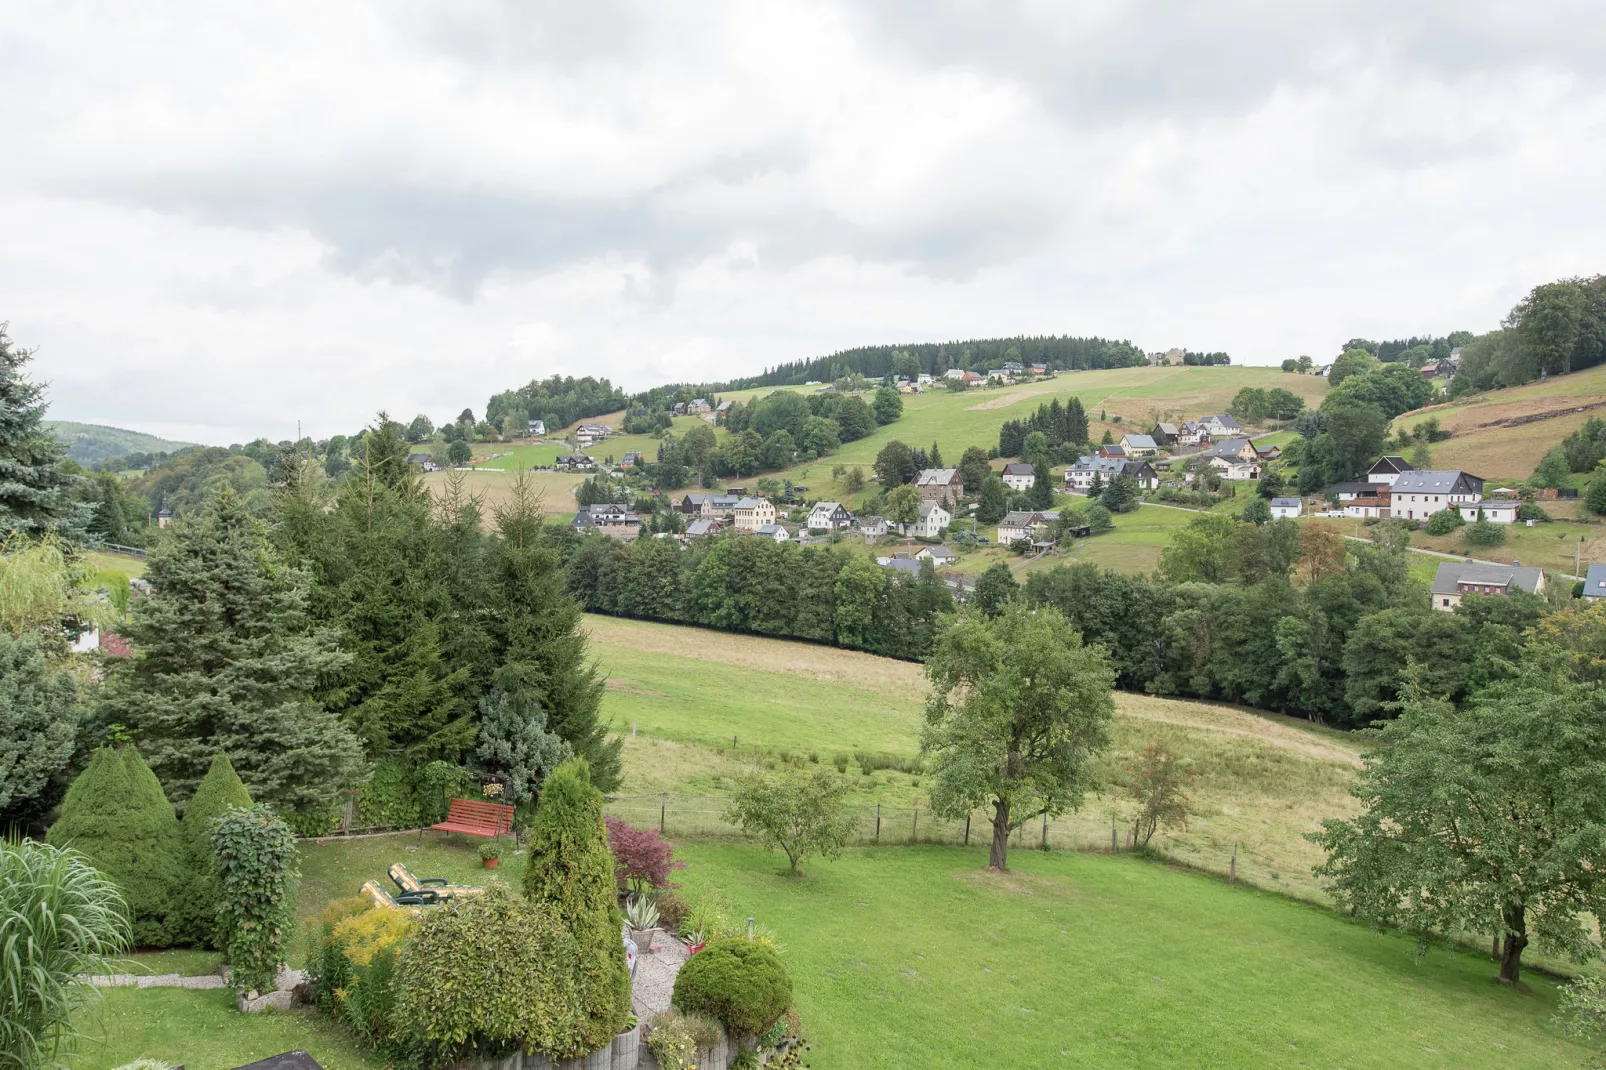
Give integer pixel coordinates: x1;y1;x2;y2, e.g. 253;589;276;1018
1315;661;1606;986
98;487;364;811
923;603;1115;870
723;767;855;877
873;440;917;487
958;447;991;496
0;325;89;539
872;386;903;425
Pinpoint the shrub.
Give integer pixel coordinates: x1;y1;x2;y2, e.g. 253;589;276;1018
521;757;632;1051
724;768;855;876
653;891;689;932
47;747;182;948
172;753;251;947
395;885;594;1062
355;759;422;830
212;805;298;996
479;841;502;861
1425;509;1463;536
646;1009;724;1070
326;904;415;1045
1;840;131;1069
605;816;684;895
307;895;371;1016
1516;500;1548;522
672;938;792;1039
1463;518;1508;547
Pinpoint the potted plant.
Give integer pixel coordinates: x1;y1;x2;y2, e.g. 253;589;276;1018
625;895;660;952
479;840;502;869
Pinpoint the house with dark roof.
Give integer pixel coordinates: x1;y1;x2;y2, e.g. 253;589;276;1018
572;503;641;540
684;516;726;538
1368;456;1414;484
1151;422;1180;446
1270;497;1302;519
1097;443;1127;459
916;544;958;565
997;510;1058;544
1065;456;1159;492
1199;414;1241;435
1001;462;1035;492
1430;562;1545;612
555;454;595;470
1389;470;1483;521
753;523;791;543
406;451;441;473
807;501;854;531
677;492;714;515
1583;564;1606;601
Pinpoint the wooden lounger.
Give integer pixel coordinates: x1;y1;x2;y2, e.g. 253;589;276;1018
388;863;484;900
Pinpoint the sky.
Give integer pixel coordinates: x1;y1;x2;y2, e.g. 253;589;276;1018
4;1;1604;445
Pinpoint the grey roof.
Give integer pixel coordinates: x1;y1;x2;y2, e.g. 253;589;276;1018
1585;564;1606;598
1209;437;1253;458
921;545;958;559
918;500;948;517
733;497;764;510
1155;423;1179;435
1070;455;1127;476
1002;462;1034;476
810;500;848;514
999;510;1058;528
1324;481;1382;496
882;558;922;577
916;467;960;486
1393;470;1481;494
1204;414;1241;429
710;494;741;507
1270;498;1302;508
1122;434;1158;449
756;523;788;536
1431;562;1544;596
684;518;720;536
1475;500;1520;512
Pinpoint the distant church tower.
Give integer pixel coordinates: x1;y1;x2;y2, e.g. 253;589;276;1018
155;496;172;529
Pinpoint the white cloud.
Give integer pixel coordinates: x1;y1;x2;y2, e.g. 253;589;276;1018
3;0;1603;442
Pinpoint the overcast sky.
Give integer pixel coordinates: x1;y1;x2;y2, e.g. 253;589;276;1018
5;1;1604;445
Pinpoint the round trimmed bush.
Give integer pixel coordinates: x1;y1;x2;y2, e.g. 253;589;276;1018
1425;509;1463;536
47;747;182;948
672;938;792;1039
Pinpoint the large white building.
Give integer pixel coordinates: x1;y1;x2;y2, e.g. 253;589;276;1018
904;501;950;538
1389;470;1483;521
807;501;854;532
732;496;777;532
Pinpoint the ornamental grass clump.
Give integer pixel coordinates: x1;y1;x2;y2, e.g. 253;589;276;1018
522;757;632;1051
0;839;131;1069
46;747;182;948
172;752;252;947
671;938;792;1041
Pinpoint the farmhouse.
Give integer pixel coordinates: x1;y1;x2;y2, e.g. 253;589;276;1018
677;492;714;515
808;500;854;531
754;523;792;543
1458;500;1520;525
1120;433;1159;457
571;503;640;540
1270;497;1303;519
1151;423;1180;446
555;454;595;470
527;419;546;436
406;451;440;473
1199;414;1241;436
1430;562;1545;612
1001;462;1035;492
687;398;712;415
732;496;777;532
1389;470;1483;521
915;545;958;565
905;500;950;538
997;510;1058;544
915;468;964;502
1368;456;1414;485
1584;564;1606;601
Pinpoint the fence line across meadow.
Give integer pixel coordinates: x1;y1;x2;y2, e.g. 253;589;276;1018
603;792;1329;905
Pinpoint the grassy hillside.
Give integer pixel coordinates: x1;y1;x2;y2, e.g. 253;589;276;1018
44;420;200;464
1390;363;1606;482
585;613;1358;901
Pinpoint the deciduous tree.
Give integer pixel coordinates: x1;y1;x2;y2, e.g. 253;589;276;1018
723;767;855;876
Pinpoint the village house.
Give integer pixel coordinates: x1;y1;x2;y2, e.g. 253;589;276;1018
527;419;546;436
571;503;641;540
997;510;1058;544
857;515;889;541
705;493;742;516
677;492;713;515
1209;456;1261;481
1257;445;1283;462
620;451;643;468
1270;497;1303;519
904;500;950;538
1208;437;1259;464
807;500;854;532
406;451;440;473
1430;562;1545;612
999;361;1025;377
1324;481;1391;518
1198;414;1242;436
732;496;777;531
915;467;964;502
1028;364;1047;376
879;555;923;578
683;516;726;538
1001;462;1035;492
1584;564;1606;601
1120;433;1159;457
1458;500;1521;525
1064;456;1159;492
1368;456;1414;485
1151;423;1180;447
753;523;791;543
1389;470;1484;521
915;544;958;566
555;454;595;470
687;398;713;415
1174;421;1211;447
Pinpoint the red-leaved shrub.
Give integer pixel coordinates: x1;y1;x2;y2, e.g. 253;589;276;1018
605;816;684;893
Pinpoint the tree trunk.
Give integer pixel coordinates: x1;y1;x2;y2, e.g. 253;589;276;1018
1498;903;1527;986
989;798;1011;871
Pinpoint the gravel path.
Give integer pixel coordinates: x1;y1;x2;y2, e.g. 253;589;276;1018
631;930;689;1021
88;972;227;989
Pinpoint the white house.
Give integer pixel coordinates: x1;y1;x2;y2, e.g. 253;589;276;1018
997;510;1058;544
1120;433;1159;457
1270;497;1303;519
1584;564;1606;601
807;501;854;531
1367;456;1413;485
1457;500;1520;525
527;419;547;436
406;451;441;473
1001;462;1035;492
1199;414;1241;436
572;503;640;540
754;523;791;543
1430;562;1545;612
1389;470;1483;521
856;516;889;540
1208;456;1261;481
1064;456;1159;492
904;500;950;538
915;545;958;566
732;496;777;532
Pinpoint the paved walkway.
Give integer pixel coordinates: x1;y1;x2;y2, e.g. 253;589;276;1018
88;972;226;989
631;930;690;1021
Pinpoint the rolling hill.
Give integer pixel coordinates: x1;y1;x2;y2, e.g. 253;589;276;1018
44;420;200;464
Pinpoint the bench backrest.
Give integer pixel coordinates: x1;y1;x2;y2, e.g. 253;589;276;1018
445;797;515;832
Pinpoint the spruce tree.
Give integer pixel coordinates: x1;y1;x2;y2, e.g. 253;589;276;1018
172;752;253;947
98;487;364;812
47;747;183;947
1026;465;1056;511
522;757;632;1048
976;475;1009;525
0;632;79;826
0;324;88;538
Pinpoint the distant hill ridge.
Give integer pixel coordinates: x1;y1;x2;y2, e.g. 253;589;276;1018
44;420;201;464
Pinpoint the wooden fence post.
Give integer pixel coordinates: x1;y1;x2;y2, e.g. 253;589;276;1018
875;804;881;842
964;815;970;846
1111;815;1117;852
912;808;918;842
1229;842;1238;883
660;793;667;834
1041;812;1048;850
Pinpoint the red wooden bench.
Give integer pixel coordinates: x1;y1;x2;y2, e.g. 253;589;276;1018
427;798;515;840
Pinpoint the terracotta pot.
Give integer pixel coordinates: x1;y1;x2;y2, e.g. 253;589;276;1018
688;941;707;956
482;856;500;869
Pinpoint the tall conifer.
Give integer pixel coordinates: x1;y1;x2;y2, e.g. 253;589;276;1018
172;752;253;946
0;324;88;538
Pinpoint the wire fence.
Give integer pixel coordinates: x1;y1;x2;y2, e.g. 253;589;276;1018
604;793;1330;905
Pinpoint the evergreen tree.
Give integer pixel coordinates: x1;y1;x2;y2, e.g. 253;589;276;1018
976;475;1009;524
172;752;253;947
1101;475;1137;513
1589;463;1606;516
1064;397;1089;446
0;632;78;826
1087;472;1105;499
929;442;943;468
521;757;632;1045
473;680;571;807
98;487;364;812
1025;465;1055;511
0;324;88;538
47;747;183;947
